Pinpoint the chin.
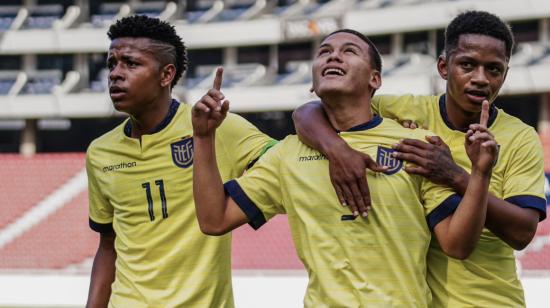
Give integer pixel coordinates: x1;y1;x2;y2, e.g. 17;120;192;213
112;100;131;113
318;85;348;97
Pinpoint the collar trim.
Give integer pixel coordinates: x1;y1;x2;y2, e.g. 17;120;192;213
124;99;180;137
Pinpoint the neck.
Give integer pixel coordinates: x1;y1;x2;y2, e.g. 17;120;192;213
321;93;374;131
130;94;172;138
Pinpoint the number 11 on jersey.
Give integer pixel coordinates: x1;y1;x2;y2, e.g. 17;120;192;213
142;179;168;221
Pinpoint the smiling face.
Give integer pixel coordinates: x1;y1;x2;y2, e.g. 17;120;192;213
107;37;171;116
312;32;380;100
439;33;508;114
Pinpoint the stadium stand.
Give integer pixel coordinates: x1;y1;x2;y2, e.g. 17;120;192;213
0;154;84;230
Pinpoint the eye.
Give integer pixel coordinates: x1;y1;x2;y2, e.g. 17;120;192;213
107;61;115;71
127;61;138;68
460;62;474;70
318;48;330;56
344;47;357;54
487;65;503;75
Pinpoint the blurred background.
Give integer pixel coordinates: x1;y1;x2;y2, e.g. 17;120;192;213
0;0;549;307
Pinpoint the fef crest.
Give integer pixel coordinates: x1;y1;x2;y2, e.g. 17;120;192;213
376;146;403;175
171;137;194;168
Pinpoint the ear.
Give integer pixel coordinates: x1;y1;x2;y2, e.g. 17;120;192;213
160;64;177;88
437;55;448;81
369;70;381;92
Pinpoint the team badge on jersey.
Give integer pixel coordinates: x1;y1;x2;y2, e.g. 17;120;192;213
376;146;403;175
171;137;194;168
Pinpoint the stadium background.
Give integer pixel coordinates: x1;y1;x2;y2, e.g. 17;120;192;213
0;0;549;307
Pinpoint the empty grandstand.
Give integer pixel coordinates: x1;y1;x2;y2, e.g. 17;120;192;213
0;0;549;307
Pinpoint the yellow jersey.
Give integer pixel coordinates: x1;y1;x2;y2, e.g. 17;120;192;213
373;94;547;307
87;100;276;308
226;116;459;307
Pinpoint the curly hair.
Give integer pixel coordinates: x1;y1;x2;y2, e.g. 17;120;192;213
108;15;187;88
445;10;514;59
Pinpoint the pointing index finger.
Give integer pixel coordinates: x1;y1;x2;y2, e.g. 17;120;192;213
213;67;223;91
479;99;489;127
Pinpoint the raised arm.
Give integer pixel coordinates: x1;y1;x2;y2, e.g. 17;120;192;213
86;232;116;308
192;67;249;235
430;101;497;259
393;129;541;250
293;101;386;217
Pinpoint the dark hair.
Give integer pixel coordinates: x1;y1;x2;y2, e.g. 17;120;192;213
445;10;514;59
323;29;383;73
108;15;187;88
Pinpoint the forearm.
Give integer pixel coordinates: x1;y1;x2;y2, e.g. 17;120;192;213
192;134;229;234
439;169;490;259
452;172;539;250
293;102;345;157
86;238;116;308
485;197;539;249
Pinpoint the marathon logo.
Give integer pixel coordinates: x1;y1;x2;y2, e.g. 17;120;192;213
171;136;194;168
298;154;327;162
376;146;403;175
102;161;137;173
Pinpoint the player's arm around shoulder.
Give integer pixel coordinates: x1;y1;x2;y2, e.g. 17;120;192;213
292;102;387;217
191;67;251;235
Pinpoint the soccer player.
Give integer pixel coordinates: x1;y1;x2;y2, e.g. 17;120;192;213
294;11;547;307
84;16;278;307
192;29;498;306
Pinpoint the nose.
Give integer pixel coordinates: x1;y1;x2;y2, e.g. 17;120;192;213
327;50;343;63
470;67;489;86
109;63;124;82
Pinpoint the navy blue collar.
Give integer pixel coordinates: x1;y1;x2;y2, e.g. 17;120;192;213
339;114;383;132
124;99;180;137
438;95;497;132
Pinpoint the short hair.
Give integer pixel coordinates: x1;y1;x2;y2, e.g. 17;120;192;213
323;29;383;73
108;15;187;88
445;10;514;59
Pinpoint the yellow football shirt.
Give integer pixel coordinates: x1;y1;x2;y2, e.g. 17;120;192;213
87;100;276;308
373;94;547;307
225;116;460;307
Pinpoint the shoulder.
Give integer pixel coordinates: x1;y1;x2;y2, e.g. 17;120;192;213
220;111;254;129
374;94;439;107
87;120;127;154
493;109;540;143
379;118;436;140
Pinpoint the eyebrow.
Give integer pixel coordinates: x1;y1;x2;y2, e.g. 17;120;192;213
319;41;363;50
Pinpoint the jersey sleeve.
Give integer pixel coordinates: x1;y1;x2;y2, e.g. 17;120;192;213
217;112;278;175
502;128;547;220
372;94;430;127
223;140;286;230
422;176;462;230
86;147;114;233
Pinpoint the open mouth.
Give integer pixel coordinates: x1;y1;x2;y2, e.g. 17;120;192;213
322;67;345;77
465;90;489;103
